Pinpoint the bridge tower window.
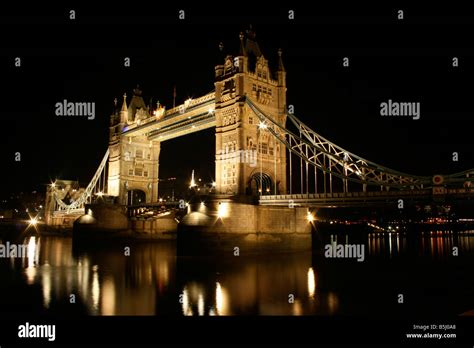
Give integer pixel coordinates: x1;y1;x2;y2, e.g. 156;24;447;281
134;168;143;176
136;149;143;159
143;170;148;177
128;168;133;176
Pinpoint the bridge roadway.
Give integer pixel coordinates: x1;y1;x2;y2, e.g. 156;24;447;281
121;92;216;141
50;188;474;219
258;188;474;207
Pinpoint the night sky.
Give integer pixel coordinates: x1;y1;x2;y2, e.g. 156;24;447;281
1;4;474;198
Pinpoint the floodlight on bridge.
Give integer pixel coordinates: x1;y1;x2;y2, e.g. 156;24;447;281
217;202;228;219
28;217;38;226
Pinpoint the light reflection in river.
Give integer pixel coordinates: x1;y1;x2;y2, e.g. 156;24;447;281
91;268;100;313
215;282;229;315
0;229;472;316
307;267;316;299
25;236;39;284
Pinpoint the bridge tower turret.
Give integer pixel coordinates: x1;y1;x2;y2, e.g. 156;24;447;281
107;89;160;205
107;94;127;199
214;28;287;196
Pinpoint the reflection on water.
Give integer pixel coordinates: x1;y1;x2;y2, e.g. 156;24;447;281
367;230;474;258
307;267;316;299
0;236;176;315
25;236;39;284
0;229;473;316
181;282;230;316
368;232;405;257
178;254;319;316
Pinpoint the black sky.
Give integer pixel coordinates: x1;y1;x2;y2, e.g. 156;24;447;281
1;3;474;197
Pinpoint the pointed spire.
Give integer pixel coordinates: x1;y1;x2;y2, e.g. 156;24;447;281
113;97;118;115
218;41;226;63
121;93;128;112
215;42;226;79
277;48;285;72
148;96;153;114
246;24;256;40
173;86;176;108
133;84;142;96
245;25;262;58
239;32;246;56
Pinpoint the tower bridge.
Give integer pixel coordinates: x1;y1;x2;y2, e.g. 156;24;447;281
45;28;474;235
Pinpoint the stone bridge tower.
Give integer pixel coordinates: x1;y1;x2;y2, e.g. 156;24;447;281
214;29;287;196
107;86;160;205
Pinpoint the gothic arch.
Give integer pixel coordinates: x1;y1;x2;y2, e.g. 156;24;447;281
248;172;273;195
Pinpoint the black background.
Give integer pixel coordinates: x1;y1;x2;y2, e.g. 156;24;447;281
1;3;473;198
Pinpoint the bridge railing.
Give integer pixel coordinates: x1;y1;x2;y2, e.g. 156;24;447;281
126;201;181;218
246;97;474;196
259;189;433;200
148;112;216;141
164;92;215;117
260;187;474;202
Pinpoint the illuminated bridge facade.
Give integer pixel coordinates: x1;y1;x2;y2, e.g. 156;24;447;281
45;29;474;222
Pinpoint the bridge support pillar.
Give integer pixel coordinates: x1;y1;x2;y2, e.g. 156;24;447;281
108;133;161;205
44;185;56;225
178;198;312;255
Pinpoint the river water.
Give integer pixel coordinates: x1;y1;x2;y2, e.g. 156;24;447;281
0;228;473;317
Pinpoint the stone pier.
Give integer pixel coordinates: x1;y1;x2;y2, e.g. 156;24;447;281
73;203;178;241
178;197;312;255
